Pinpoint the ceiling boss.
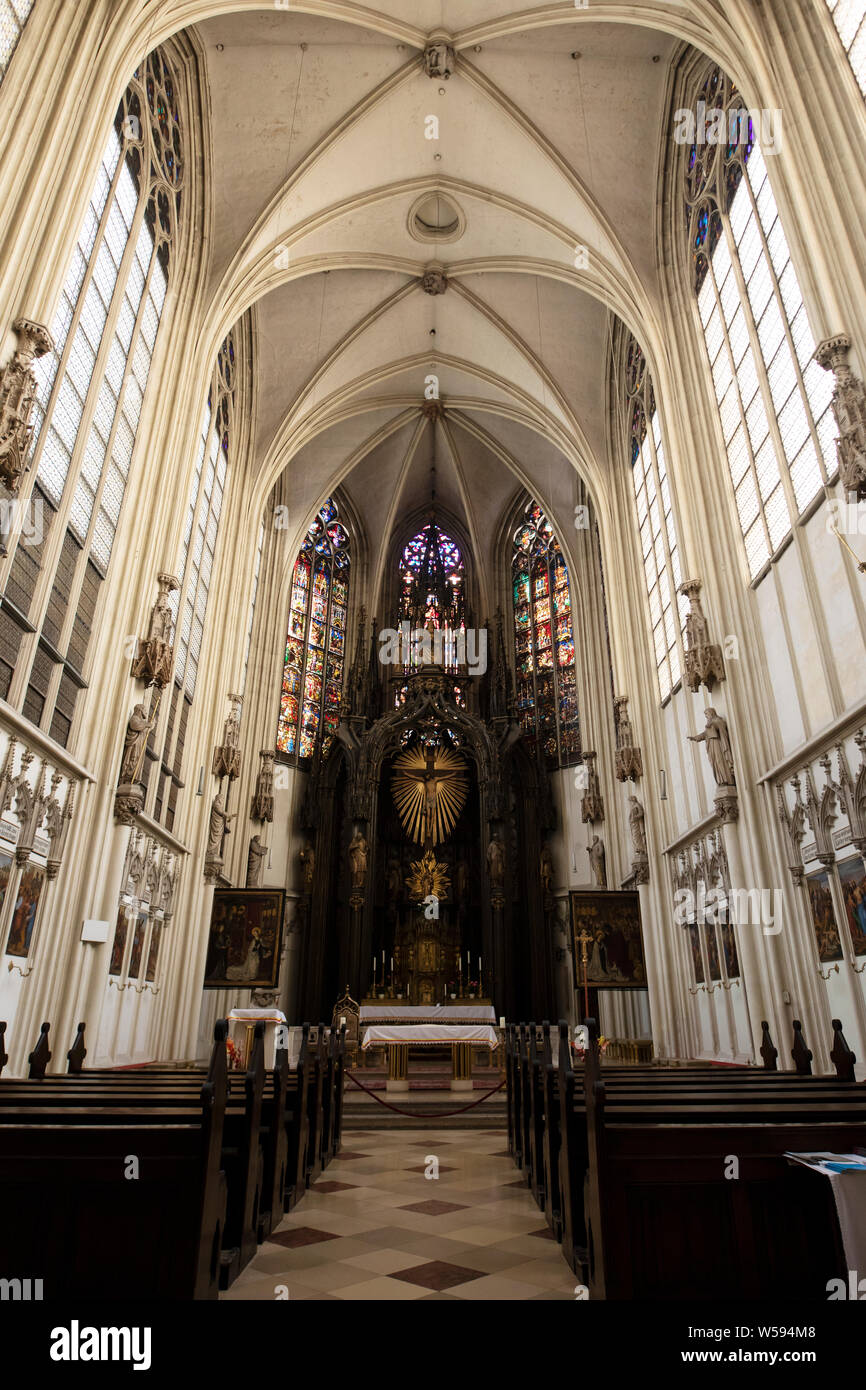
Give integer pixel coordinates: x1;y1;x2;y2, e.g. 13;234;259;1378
391;743;468;847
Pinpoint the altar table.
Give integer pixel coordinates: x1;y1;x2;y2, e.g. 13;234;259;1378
361;1022;500;1094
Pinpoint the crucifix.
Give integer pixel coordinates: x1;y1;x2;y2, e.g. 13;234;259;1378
576;928;592;1023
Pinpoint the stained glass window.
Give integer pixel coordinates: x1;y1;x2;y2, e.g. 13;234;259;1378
0;47;183;746
511;499;580;766
684;63;837;582
0;0;34;86
826;1;866;95
624;335;688;702
277;498;350;760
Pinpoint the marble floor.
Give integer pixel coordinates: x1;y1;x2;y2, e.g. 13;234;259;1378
222;1128;576;1301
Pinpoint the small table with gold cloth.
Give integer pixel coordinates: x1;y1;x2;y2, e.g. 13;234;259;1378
361;1023;500;1093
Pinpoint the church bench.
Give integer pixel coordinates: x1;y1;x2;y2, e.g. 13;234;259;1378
0;1021;271;1286
0;1022;231;1299
555;1024;866;1294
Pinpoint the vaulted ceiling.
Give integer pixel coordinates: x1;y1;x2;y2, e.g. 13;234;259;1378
190;6;681;593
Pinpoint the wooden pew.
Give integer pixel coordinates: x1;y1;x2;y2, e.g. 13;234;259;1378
541;1021;565;1241
0;1022;230;1299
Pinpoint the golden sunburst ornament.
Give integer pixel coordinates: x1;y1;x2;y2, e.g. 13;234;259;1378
405;849;451;903
392;744;468;846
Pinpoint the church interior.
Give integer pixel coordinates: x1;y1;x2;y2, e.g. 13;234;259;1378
1;0;866;1329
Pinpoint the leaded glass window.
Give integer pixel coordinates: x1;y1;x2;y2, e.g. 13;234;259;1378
511;500;579;766
624;335;688;702
684;63;837;581
0;48;183;746
0;0;34;86
826;1;866;95
277;498;350;760
151;333;235;830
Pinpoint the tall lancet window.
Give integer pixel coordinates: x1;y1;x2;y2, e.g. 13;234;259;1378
683;63;837;581
511;499;579;767
0;47;183;746
624;335;688;702
277;498;350;761
0;1;35;86
150;333;235;831
825;2;866;95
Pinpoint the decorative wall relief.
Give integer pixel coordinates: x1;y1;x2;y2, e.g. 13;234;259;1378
814;335;866;497
776;774;807;886
131;572;178;687
678;579;725;692
613;695;642;782
113;832;179;985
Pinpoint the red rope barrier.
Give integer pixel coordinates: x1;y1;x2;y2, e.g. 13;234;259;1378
344;1069;505;1118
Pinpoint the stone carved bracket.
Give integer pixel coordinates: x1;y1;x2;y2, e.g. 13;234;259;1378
0;318;54;498
815;335;866;497
613;695;643;782
679;578;725;693
131;572;178;687
212;692;243;780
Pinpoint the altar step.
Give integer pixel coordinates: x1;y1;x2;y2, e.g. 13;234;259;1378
342;1067;506;1130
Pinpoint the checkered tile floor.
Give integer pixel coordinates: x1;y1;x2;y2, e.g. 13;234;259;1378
221;1129;576;1300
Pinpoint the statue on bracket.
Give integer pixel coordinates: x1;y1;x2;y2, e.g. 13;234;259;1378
688;707;736;788
580;751;605;823
299;838;315;894
115;694;158;824
204;789;235;876
814;335;866;496
0;318;54;505
250;749;275;822
688;707;738;821
212;693;243;781
246;833;267;888
588;834;607;888
131;573;178;687
487;832;506;907
348;827;369;893
628;795;650;884
614;695;643;782
678;579;725;692
540;841;554;907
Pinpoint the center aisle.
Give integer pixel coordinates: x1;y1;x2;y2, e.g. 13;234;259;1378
222;1128;576;1300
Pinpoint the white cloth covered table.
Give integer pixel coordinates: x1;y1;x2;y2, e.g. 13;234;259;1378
359;1004;496;1023
361;1024;499;1049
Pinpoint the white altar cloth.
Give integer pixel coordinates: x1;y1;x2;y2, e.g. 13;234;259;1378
361;1024;499;1049
360;1005;496;1023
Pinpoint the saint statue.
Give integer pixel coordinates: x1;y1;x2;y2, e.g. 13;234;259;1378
540;842;554;896
246;834;267;888
487;834;505;890
588;835;607;888
349;827;368;891
207;791;235;859
628;796;647;857
299;840;315;892
688;707;736;787
120;702;153;785
386;856;402;901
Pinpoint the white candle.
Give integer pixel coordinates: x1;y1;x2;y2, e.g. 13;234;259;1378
390;956;394;972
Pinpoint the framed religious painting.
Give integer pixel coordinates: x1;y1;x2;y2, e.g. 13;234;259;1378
5;863;46;958
806;870;843;963
127;908;148;980
203;888;284;990
145;920;162;982
837;857;866;958
569;890;646;989
685;921;705;985
109;904;130;976
0;851;13;923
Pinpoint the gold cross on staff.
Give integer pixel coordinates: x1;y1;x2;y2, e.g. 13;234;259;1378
577;929;593;965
